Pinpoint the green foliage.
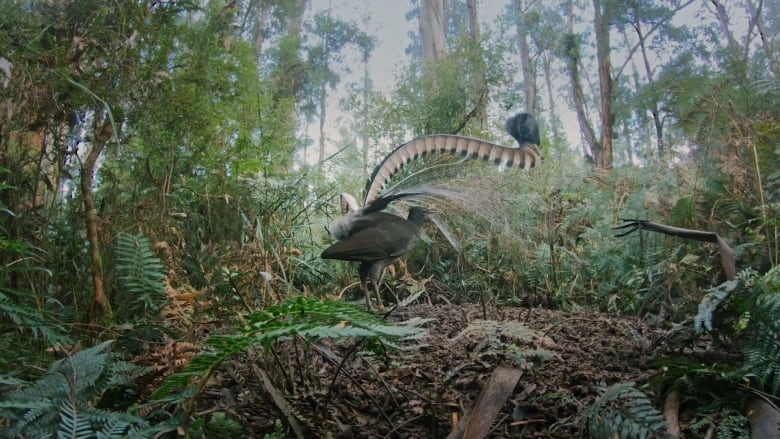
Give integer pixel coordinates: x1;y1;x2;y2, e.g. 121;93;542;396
202;411;243;438
677;266;780;394
152;296;427;401
688;407;750;439
263;419;285;439
738;266;780;394
0;175;69;373
585;382;670;439
0;341;171;438
114;232;167;319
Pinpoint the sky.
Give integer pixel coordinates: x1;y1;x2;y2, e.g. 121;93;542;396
301;1;522;165
300;1;753;166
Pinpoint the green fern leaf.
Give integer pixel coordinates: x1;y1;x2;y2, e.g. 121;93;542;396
586;382;670;439
153;296;427;402
115;232;167;316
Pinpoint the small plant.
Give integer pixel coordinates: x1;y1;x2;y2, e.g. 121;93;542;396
114;232;167;319
584;382;670;439
152;296;427;410
0;341;174;438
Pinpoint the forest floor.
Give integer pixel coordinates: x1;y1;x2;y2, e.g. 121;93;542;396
177;300;679;438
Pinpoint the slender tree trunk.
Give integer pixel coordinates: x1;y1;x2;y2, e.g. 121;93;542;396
361;52;370;179
564;0;598;162
630;16;664;157
593;0;613;168
318;81;327;163
360;6;372;178
746;0;779;78
420;0;446;63
83;115;115;323
466;0;487;130
512;0;536;113
710;0;740;56
542;54;561;145
240;0;270;58
273;0;307;169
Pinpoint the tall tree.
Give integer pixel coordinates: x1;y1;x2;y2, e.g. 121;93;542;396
466;0;488;130
746;0;779;78
256;0;307;171
618;0;694;159
512;0;537;114
562;0;615;168
303;10;373;164
563;0;599;163
592;0;614;169
420;0;447;64
0;0;199;322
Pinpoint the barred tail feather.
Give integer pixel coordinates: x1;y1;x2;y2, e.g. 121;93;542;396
363;135;541;207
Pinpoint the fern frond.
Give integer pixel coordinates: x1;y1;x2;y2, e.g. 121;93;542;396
0;341;150;438
585;382;670;439
115;232;167;317
58;399;94;439
152;296;427;401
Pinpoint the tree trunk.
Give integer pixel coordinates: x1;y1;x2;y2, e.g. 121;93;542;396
420;0;446;63
746;0;779;78
466;0;487;130
83;115;115;323
512;0;536;113
361;51;370;179
542;54;561;146
631;14;664;157
318;81;327;163
564;0;598;162
593;0;614;168
710;0;740;56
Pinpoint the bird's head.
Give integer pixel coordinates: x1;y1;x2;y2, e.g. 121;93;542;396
407;206;432;223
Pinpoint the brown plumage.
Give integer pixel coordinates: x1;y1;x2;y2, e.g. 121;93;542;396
321;207;429;309
323;113;542;309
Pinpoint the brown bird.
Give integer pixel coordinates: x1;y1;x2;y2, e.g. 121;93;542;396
321;206;430;309
323;113;542;309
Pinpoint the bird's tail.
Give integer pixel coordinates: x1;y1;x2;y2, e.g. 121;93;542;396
363;135;541;208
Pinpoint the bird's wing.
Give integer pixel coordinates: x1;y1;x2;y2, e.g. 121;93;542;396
321;214;419;261
321;235;389;261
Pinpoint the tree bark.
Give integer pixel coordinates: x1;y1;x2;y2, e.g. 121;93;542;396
542;54;560;143
420;0;446;63
593;0;614;168
746;0;779;78
710;0;739;55
318;80;327;163
466;0;487;130
83;115;116;323
630;13;664;157
512;0;536;113
564;0;598;161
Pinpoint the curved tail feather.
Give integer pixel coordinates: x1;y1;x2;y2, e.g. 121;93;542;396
363;135;541;208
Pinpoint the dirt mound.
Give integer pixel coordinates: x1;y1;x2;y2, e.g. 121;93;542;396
209;303;660;438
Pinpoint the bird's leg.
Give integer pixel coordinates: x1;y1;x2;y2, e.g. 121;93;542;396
360;278;373;310
371;278;384;310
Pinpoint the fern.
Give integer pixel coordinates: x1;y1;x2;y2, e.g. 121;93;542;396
115;232;167;318
449;319;553;368
152;296;427;401
585;382;670;439
741;271;780;393
0;341;156;438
